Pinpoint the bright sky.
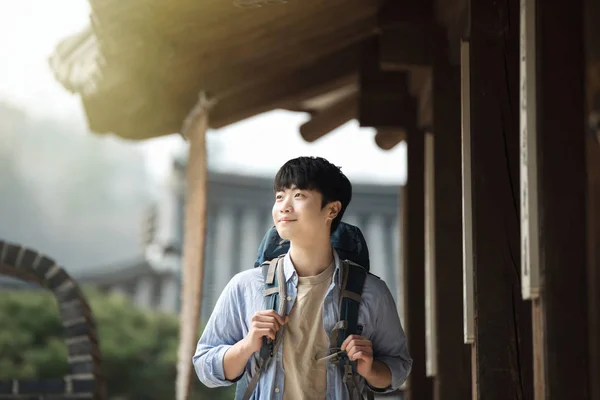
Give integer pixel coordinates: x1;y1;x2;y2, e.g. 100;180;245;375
0;0;406;185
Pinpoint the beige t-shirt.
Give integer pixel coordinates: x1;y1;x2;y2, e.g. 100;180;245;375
283;262;335;400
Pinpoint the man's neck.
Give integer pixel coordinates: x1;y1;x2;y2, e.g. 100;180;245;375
288;237;334;277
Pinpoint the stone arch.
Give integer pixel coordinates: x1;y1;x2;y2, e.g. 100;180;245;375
0;240;107;399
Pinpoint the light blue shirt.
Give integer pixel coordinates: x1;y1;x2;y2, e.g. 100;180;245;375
193;250;412;399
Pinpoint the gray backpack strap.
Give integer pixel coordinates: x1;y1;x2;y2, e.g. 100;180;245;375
326;260;374;400
242;256;287;400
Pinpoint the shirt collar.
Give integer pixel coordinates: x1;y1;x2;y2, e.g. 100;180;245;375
282;248;342;283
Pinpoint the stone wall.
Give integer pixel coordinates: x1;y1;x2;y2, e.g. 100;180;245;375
0;241;106;400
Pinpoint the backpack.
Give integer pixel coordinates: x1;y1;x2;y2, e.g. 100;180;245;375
238;222;375;400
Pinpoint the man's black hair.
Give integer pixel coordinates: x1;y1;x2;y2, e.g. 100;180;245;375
273;156;352;233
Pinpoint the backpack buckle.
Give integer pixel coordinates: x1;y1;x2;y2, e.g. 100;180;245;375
315;348;345;364
259;337;272;360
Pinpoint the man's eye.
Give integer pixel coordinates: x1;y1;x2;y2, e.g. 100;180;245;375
294;193;304;198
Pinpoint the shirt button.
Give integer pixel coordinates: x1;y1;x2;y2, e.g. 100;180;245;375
286;296;292;301
275;388;280;393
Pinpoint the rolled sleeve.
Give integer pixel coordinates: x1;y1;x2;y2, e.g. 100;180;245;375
193;344;237;387
368;280;413;392
192;273;249;388
371;355;411;393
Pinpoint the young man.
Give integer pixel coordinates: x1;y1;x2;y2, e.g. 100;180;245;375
193;156;412;399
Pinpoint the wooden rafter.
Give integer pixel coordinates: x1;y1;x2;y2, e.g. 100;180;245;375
299;90;357;142
374;129;406;150
209;42;365;129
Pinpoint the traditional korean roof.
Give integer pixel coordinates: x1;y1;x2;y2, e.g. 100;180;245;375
50;0;380;140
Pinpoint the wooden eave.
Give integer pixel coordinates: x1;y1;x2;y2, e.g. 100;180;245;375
50;0;466;141
52;0;380;139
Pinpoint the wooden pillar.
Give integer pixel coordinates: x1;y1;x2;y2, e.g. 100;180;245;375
175;94;213;400
585;2;600;399
403;128;433;400
431;32;471;400
359;33;430;398
465;0;534;398
588;124;600;400
522;0;590;398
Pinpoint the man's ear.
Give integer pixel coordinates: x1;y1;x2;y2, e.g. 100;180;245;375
327;201;342;220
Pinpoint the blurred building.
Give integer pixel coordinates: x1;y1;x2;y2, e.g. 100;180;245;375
87;155;403;321
2;155;403;323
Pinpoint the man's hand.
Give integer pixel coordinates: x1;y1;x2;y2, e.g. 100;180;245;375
224;310;288;380
341;334;393;389
341;334;374;377
242;310;289;354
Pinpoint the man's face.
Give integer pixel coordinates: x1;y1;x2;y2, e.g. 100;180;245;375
272;186;335;243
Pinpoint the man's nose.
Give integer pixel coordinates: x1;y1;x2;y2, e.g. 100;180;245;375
280;197;293;213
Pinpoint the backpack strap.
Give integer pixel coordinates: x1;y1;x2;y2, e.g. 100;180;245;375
329;260;367;351
338;261;367;348
328;260;374;400
242;255;287;400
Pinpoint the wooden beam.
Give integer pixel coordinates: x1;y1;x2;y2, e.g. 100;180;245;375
403;129;434;400
431;32;471;400
209;42;362;129
295;79;357;111
299;91;357;142
359;38;417;128
466;0;534;397
380;20;436;69
374;128;406;150
525;0;590;398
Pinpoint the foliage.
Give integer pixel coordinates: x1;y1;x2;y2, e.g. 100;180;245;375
0;287;235;400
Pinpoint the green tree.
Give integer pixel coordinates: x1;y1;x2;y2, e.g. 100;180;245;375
0;288;235;400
